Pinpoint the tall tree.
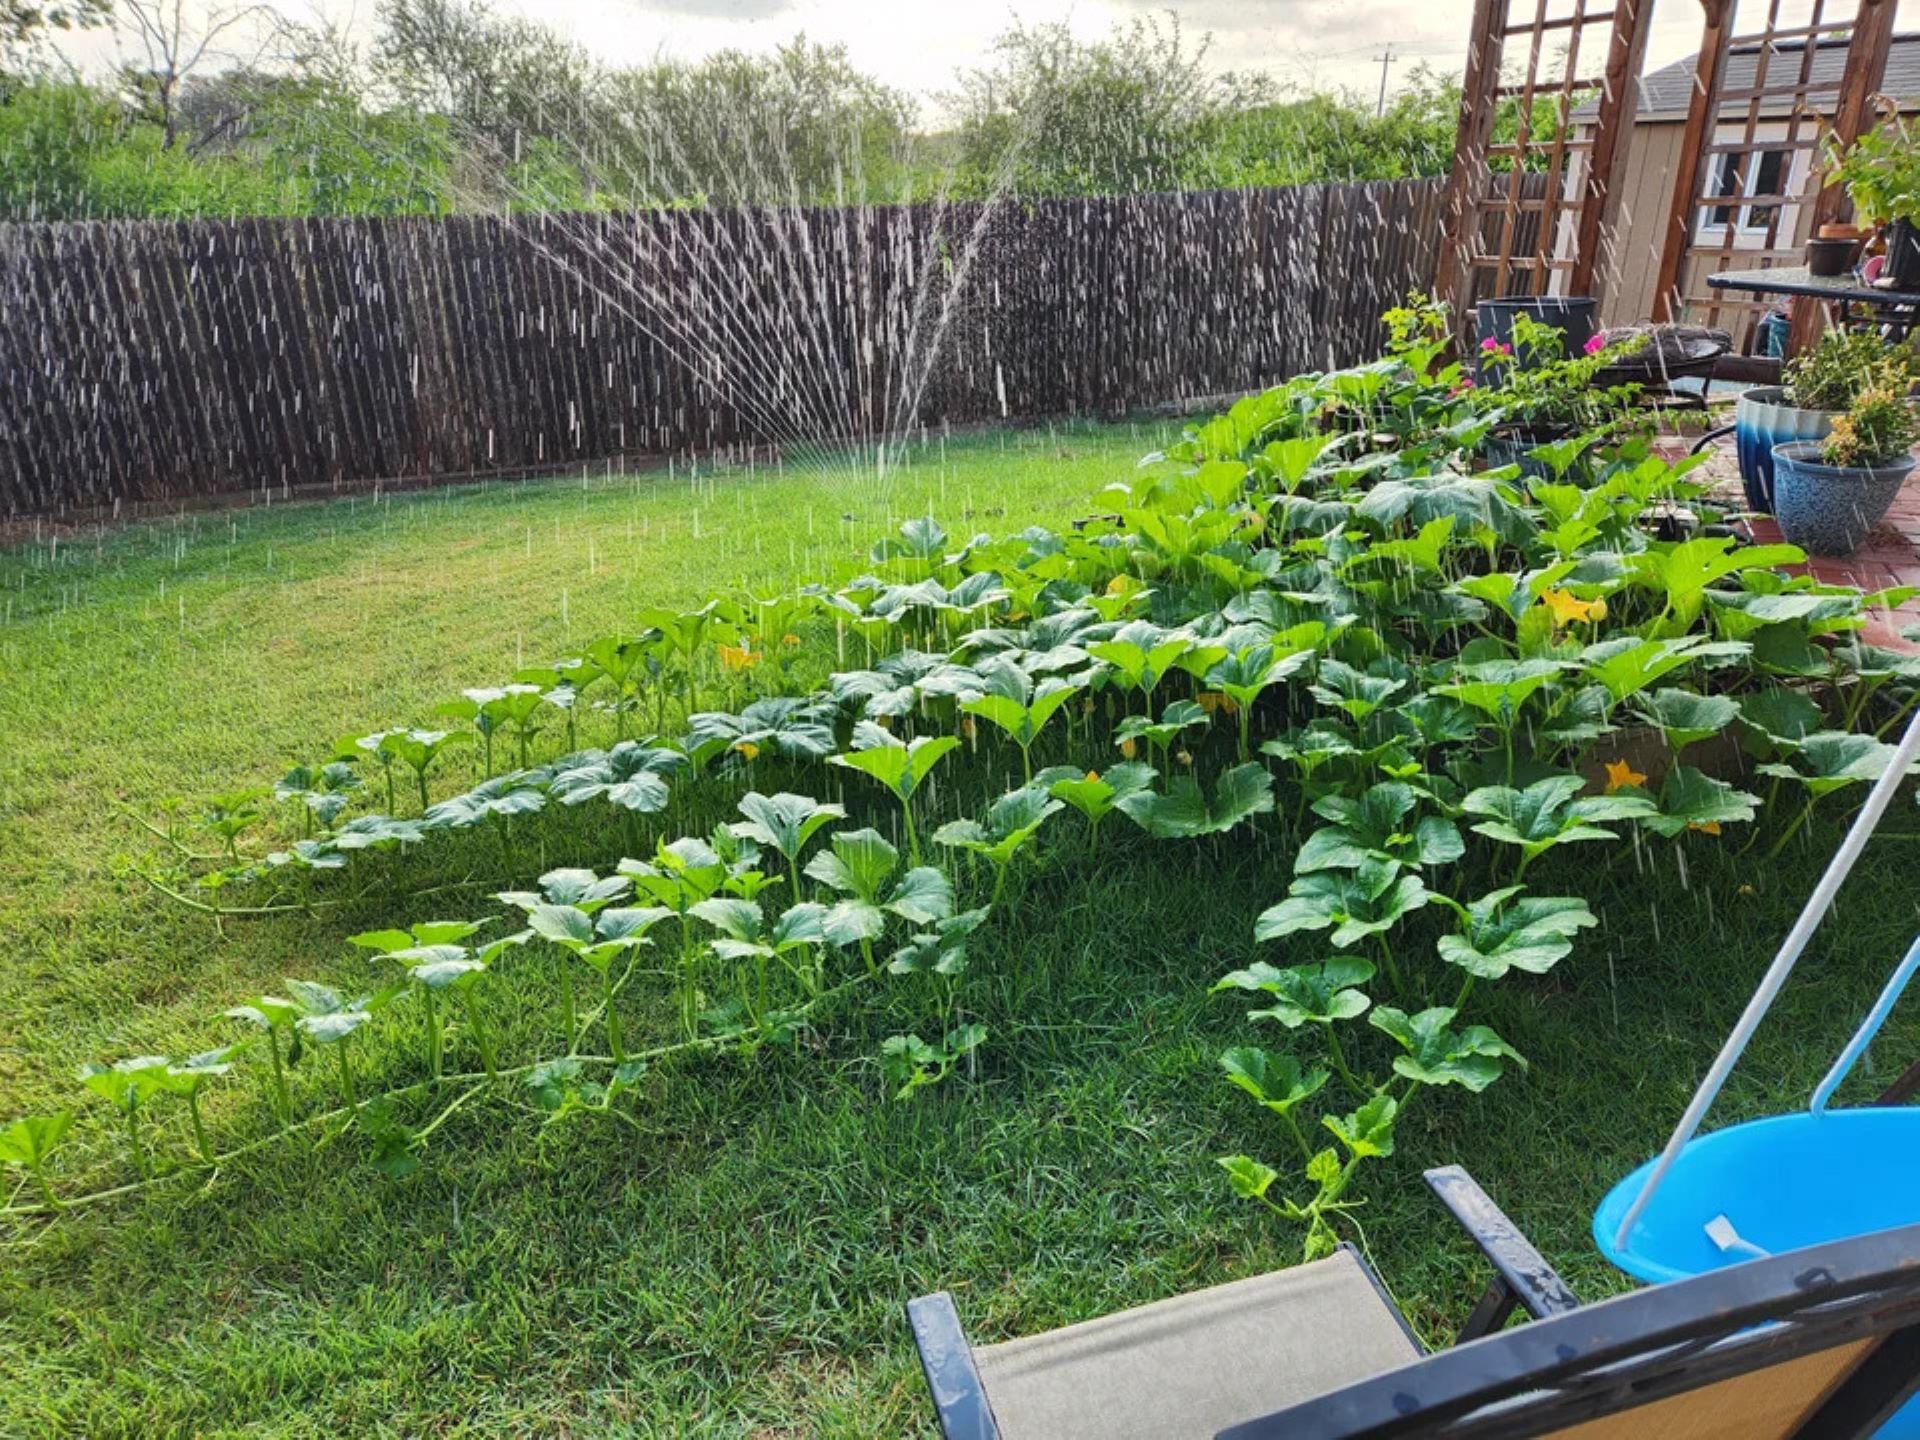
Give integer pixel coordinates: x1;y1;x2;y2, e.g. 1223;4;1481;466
600;37;916;208
116;0;280;149
946;14;1273;198
2;0;110;69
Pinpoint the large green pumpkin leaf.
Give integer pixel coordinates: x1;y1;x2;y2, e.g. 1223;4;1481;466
1220;1047;1330;1118
1255;872;1431;948
1370;1007;1524;1091
1436;887;1596;979
1116;762;1275;839
1213;957;1375;1027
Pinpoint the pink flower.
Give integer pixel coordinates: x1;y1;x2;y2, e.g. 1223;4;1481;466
1479;337;1513;357
1583;332;1607;355
1450;378;1476;396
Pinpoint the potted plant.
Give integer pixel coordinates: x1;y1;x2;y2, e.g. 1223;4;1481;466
1825;109;1920;289
1477;314;1644;481
1771;380;1918;555
1734;328;1917;512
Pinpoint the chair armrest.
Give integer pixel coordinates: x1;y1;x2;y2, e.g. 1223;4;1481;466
1424;1166;1581;1341
906;1292;1002;1440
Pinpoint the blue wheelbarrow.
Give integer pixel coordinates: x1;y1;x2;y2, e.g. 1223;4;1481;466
1596;707;1920;1435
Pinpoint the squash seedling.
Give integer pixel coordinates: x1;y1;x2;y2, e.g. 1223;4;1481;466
621;838;731;1038
1205;639;1317;760
1114;698;1209;768
879;1025;987;1101
200;788;270;863
730;791;846;897
689;898;827;1025
0;1111;74;1208
78;1056;171;1174
274;762;360;837
933;785;1062;905
349;921;494;1081
379;730;472;812
580;634;659;740
498;868;629;1048
829;723;960;865
526;904;673;1063
224;996;300;1123
803;827;954;977
1116;761;1275;840
287;980;392;1120
1045;761;1157;854
959;660;1083;783
162;1047;240;1164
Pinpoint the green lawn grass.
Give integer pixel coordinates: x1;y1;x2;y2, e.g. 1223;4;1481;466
3;421;1918;1437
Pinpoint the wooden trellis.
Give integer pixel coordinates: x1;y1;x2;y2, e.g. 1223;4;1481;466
1650;0;1900;337
1437;0;1653;314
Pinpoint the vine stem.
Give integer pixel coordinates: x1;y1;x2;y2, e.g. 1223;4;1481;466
1766;795;1819;860
2;1015;806;1220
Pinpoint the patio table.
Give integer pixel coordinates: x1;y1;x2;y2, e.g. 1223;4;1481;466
1706;266;1920;342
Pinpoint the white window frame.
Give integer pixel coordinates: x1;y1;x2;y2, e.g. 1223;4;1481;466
1697;120;1812;248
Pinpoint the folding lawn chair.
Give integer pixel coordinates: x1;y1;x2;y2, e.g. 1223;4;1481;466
907;1165;1920;1439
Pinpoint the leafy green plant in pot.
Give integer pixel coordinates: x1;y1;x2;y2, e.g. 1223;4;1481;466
1476;314;1644;483
1827;109;1920;288
1772;382;1919;556
1736;328;1919;512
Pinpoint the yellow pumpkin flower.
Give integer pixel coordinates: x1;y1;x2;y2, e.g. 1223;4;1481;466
717;643;758;671
1196;691;1238;717
1176;749;1194;767
1541;588;1606;628
1688;820;1722;836
780;633;801;647
1603;758;1648;794
733;741;762;762
1085;769;1100;782
1119;737;1139;760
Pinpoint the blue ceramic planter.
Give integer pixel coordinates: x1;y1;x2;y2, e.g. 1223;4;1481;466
1734;387;1833;513
1771;441;1913;556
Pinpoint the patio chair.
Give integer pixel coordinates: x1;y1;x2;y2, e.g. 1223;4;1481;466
907;1165;1920;1439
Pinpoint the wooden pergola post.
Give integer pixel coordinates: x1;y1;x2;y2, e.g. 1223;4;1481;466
1572;0;1656;298
1436;0;1513;320
1787;0;1898;351
1436;0;1656;324
1651;0;1734;323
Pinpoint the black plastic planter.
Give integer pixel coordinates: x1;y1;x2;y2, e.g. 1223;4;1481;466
1475;295;1599;382
1887;219;1920;291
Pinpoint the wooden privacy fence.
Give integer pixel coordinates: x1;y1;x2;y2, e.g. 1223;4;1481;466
0;177;1453;517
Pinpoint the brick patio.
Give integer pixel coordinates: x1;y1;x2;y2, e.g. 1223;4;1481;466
1685;434;1920;653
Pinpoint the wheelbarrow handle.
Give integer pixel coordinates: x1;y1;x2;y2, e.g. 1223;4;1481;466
1812;933;1920;1115
1690;422;1735;455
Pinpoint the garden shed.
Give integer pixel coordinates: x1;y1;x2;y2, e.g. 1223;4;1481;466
1573;33;1920;330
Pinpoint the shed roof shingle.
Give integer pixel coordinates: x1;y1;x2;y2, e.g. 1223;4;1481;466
1571;33;1920;122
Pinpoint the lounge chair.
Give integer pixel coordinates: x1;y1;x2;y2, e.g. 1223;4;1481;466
907;1165;1920;1439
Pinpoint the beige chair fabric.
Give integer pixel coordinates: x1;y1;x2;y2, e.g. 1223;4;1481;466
970;1249;1420;1440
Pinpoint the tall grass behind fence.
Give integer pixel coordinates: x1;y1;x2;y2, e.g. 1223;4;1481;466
0;176;1483;516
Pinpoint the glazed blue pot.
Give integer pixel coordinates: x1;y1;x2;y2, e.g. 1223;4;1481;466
1771;440;1913;556
1735;387;1833;513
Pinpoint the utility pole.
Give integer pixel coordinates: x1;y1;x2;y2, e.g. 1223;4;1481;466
1374;45;1396;116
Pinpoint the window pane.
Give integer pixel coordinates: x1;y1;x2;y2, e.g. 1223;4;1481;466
1708;152;1743;228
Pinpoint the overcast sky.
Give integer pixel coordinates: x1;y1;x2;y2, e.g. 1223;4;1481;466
58;0;1733;121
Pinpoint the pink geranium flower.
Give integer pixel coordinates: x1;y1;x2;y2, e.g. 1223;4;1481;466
1584;332;1607;355
1480;337;1513;356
